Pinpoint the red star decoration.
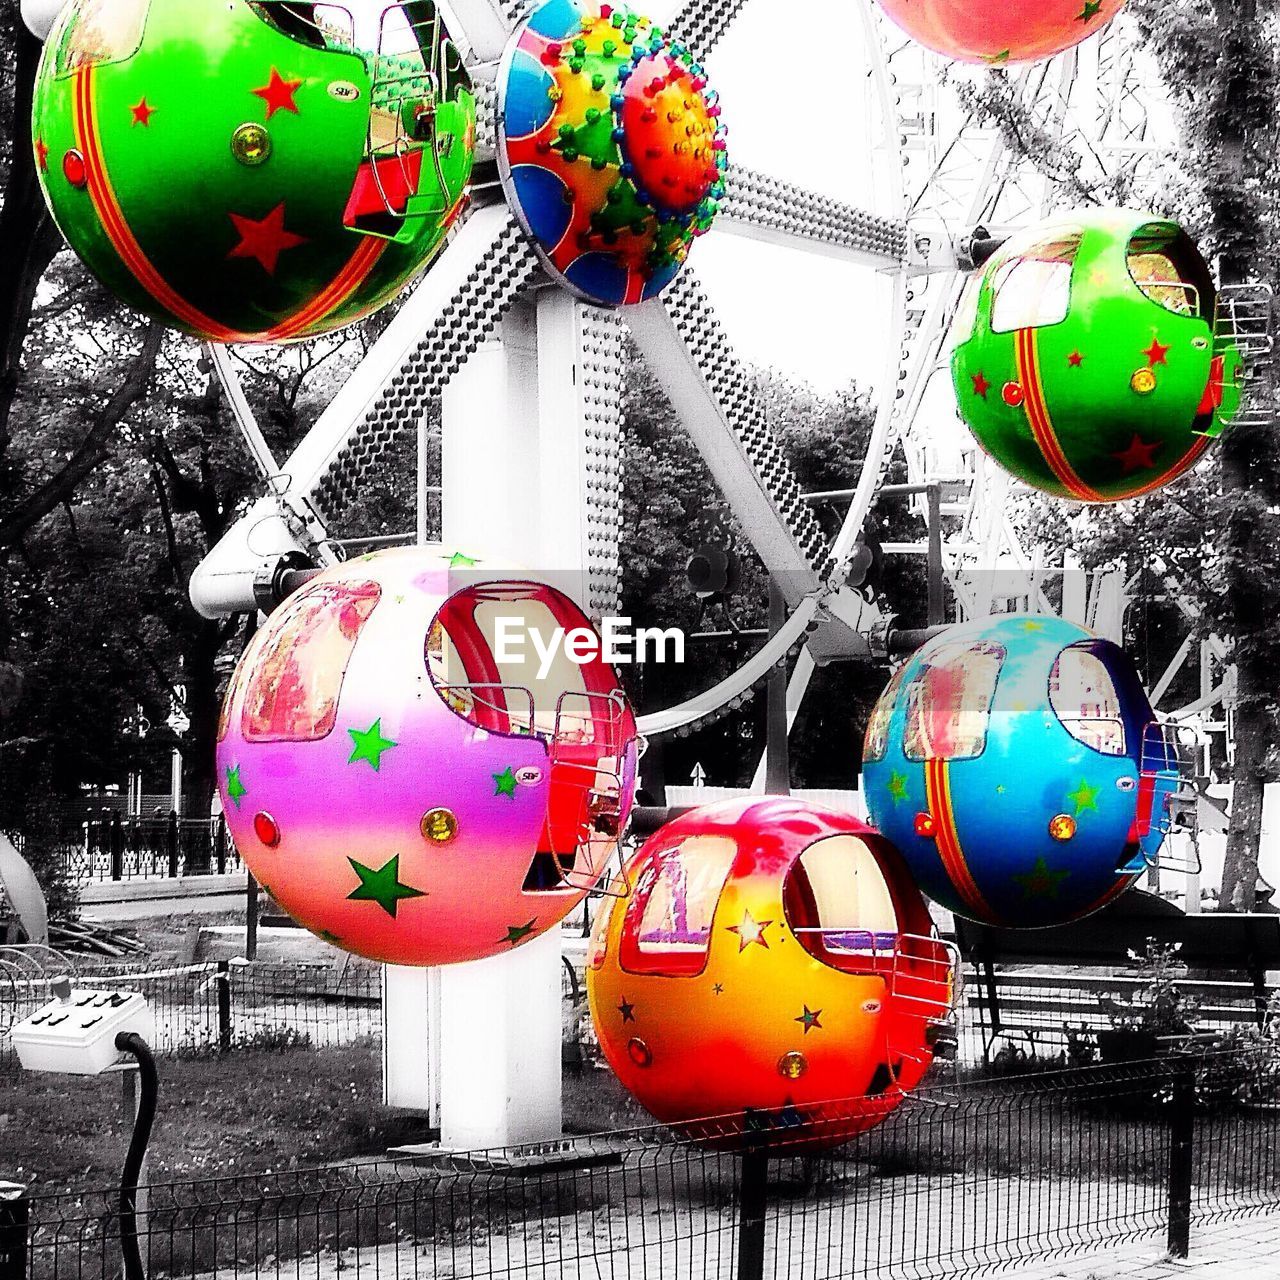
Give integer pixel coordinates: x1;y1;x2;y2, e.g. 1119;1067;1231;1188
130;98;155;127
1067;351;1084;367
726;908;772;953
971;371;991;399
34;137;49;172
227;204;307;276
1111;434;1162;474
1144;338;1170;367
252;68;303;119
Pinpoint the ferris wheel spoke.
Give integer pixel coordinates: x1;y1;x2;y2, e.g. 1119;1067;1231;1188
636;598;820;737
625;269;836;603
283;205;541;521
717;166;909;267
445;0;522;61
668;0;752;57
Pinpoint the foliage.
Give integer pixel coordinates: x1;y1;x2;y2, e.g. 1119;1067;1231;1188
1210;991;1280;1104
1099;940;1200;1038
1063;1022;1100;1069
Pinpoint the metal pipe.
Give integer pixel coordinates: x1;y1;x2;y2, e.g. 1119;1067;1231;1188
927;484;945;626
114;1033;158;1280
887;625;950;655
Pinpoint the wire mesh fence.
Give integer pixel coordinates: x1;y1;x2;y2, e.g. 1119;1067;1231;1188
8;1054;1280;1279
0;960;381;1077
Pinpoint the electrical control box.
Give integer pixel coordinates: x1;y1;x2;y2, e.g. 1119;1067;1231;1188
9;978;152;1075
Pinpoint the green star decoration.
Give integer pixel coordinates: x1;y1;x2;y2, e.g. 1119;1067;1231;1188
887;771;909;806
1067;778;1100;816
225;764;247;808
346;855;425;918
795;1006;823;1035
348;719;397;771
1012;857;1071;900
316;928;344;946
493;766;518;798
1077;0;1102;20
445;551;478;569
502;919;537;947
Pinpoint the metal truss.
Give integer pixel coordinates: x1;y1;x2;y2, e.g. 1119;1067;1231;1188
718;166;907;267
668;0;750;57
627;270;833;596
291;206;540;521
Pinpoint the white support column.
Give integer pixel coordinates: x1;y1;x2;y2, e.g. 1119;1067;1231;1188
383;290;622;1151
534;290;624;617
440;296;540;556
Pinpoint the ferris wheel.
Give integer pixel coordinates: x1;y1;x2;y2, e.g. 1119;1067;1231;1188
22;0;1272;1150
24;0;1262;746
181;0;1260;746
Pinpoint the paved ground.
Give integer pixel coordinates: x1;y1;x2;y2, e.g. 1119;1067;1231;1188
1008;1210;1280;1279
284;1193;1280;1280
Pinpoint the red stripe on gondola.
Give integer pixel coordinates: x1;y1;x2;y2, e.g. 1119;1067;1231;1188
1016;328;1104;503
924;758;998;923
73;65;239;341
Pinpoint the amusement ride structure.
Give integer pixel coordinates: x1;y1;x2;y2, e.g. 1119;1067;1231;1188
19;0;1276;1148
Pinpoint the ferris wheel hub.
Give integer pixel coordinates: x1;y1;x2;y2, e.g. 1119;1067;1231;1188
496;1;727;307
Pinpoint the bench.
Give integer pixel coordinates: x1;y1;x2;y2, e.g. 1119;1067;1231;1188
954;893;1280;1061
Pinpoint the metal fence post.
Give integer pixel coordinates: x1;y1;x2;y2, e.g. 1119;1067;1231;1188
246;876;259;961
216;960;232;1053
1167;1054;1196;1258
0;1182;29;1280
167;811;180;878
109;811;123;882
216;815;227;875
736;1145;769;1280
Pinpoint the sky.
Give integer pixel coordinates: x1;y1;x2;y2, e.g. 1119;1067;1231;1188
668;0;899;397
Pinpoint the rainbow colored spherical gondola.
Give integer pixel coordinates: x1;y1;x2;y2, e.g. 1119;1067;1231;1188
588;797;956;1148
875;0;1128;65
497;0;726;306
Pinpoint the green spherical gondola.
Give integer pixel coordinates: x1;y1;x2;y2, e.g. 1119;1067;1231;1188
32;0;476;343
951;209;1243;504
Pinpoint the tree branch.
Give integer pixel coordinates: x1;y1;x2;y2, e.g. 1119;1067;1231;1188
0;323;164;548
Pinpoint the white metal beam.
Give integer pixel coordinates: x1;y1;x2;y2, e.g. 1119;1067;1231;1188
281;205;539;512
624;272;832;604
717;166;909;270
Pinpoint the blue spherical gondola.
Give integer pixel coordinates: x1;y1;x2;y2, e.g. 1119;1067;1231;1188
862;615;1181;928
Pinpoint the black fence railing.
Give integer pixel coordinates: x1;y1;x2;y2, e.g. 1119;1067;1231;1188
54;814;244;883
0;960;380;1076
7;1053;1280;1279
964;966;1278;1065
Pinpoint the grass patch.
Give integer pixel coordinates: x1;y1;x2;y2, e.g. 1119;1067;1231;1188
3;1041;432;1198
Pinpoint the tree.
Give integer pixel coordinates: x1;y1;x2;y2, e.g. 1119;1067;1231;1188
961;0;1280;907
619;353;928;790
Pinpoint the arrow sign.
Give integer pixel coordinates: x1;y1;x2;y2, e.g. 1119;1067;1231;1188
690;762;707;788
